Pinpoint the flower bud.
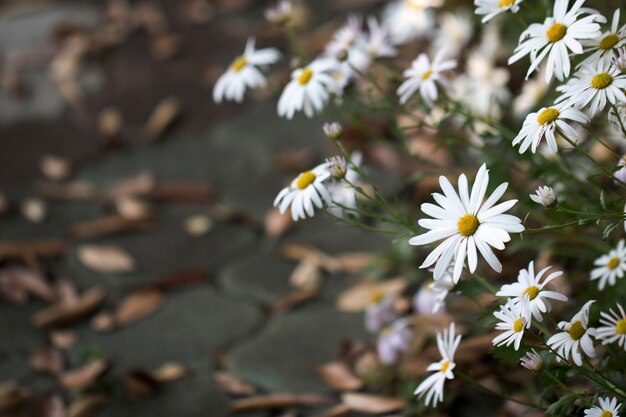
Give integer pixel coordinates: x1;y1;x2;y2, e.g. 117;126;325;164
326;156;347;180
323;122;343;140
529;186;557;208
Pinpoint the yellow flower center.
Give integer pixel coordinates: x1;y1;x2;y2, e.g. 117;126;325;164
457;214;479;237
440;360;450;373
499;0;515;7
298;68;313;85
231;56;248;72
523;286;540;300
546;23;567;43
421;69;433;80
607;256;621;270
513;317;524;332
537;107;560;125
568;320;585;340
599;34;620;50
616;318;626;335
370;290;385;304
296;171;316;189
600;411;614;417
591;72;613;89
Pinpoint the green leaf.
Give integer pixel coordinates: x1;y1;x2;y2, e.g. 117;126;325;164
600;190;607;211
546;392;578;416
490;343;530;365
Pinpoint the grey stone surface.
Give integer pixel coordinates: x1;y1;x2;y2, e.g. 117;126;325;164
69;286;261;372
227;305;367;394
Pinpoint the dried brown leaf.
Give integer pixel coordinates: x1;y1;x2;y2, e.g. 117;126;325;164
0;381;31;412
138;268;212;291
67;394;108;417
280;243;339;272
90;311;116;332
59;359;109;390
77;244;135;273
152;362;190;383
115;196;152;220
103;172;155;200
271;289;318;315
33;286;107;328
336;278;408;312
70;214;155;239
50;330;78;349
124;370;159;400
289;261;322;291
30;346;64;374
331;252;371;274
341;393;405;414
0;267;55;305
114;289;164;326
54;278;79;307
316;362;362;391
230;394;331;412
312;404;351;417
0;238;67;261
145;97;181;140
264;208;295;238
214;371;256;396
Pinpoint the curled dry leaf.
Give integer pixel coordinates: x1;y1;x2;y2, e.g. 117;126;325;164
152;362;190;383
213;371;256;396
40;155;72;181
0;267;55;305
0;381;31;412
50;330;78;349
316;362;362;392
30;345;64;375
33;286;107;328
145;97;181;140
336;277;408;312
341;393;405;414
0;238;68;261
289;261;321;291
331;252;371;274
70;214;155;239
115;196;152;220
230;394;332;412
264;208;295;239
59;359;109;391
103;172;156;201
77;244;135;273
280;243;339;273
114;289;164;326
66;394;108;417
54;278;79;307
139;268;212;291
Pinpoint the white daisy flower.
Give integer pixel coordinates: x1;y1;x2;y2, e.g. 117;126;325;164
409;164;524;283
547;300;597;366
556;56;626;117
496;261;568;323
365;16;396;59
277;58;338;119
507;0;605;83
273;164;331;221
590;240;626;290
596;304;626;350
413;266;455;314
377;319;412;364
213;38;280;103
513;103;589;153
520;349;544;372
584;397;622;417
382;0;438;45
324;15;370;73
579;10;626;69
397;51;457;106
474;0;523;24
493;302;527;350
414;322;461;407
530;185;558;208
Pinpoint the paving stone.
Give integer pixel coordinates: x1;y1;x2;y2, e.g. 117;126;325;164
0;301;47;356
227;304;367;394
68;286;261;372
64;204;256;293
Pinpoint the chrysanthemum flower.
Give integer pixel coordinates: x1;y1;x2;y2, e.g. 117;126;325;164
508;0;604;83
377;319;412;364
496;261;568;323
414;322;461;407
492;302;527;350
590;239;626;290
277;58;338;119
409;164;524;283
213;38;280;103
324;15;370;73
513;103;589;153
596;304;626;350
520;349;544;372
547;300;596;366
382;0;439;45
580;10;626;69
397;51;456;106
556;56;626;117
273;164;331;221
474;0;523;24
365;16;396;58
584;397;622;417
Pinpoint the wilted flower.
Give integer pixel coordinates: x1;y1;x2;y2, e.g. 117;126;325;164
327;152;362;215
323;122;343;140
614;46;626;72
530;186;558;207
377;319;412;364
326;156;347;180
520;349;544;372
265;0;292;25
365;292;397;333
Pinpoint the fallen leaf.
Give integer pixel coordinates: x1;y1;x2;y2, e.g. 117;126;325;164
230;394;331;412
214;371;256;396
289;261;322;291
280;243;339;272
114;289;164;326
77;244;135;273
316;362;362;392
21;198;47;223
124;370;159;401
54;278;79;307
264;208;295;238
271;289;318;315
312;404;351;417
33;286;107;328
145;97;181;140
341;393;405;414
0;267;55;305
40;155;72;181
59;359;109;390
332;252;371;274
115;196;152;220
336;278;408;312
30;346;64;374
70;214;155;239
152;362;190;383
66;394;108;417
102;172;155;201
90;311;116;332
137;268;212;291
0;381;31;412
50;330;78;349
